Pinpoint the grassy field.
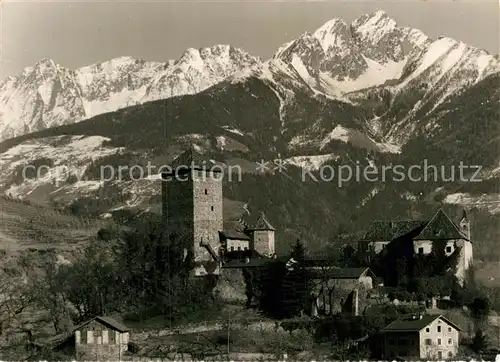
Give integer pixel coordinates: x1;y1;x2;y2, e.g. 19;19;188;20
0;196;106;253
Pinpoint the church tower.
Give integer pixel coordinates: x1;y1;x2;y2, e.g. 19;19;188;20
456;209;473;285
161;145;223;276
459;209;471;240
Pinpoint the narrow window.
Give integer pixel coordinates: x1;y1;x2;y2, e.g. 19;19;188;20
448;352;453;358
437;326;441;332
211;206;214;211
418;247;424;254
425;339;432;345
426;328;430;332
237;247;241;251
109;330;116;345
448;338;452;345
448;327;452;332
446;246;452;253
438;338;441;345
80;330;87;344
204;189;207;195
230;247;234;251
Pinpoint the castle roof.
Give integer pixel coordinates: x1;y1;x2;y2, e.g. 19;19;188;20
414;209;467;241
249;212;275;231
220;230;251;241
168;144;221;173
362;220;427;241
363;209;469;242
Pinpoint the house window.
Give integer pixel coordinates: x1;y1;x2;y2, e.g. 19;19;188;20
448;352;453;358
93;330;102;337
426;328;430;332
204;189;207;195
448;338;452;345
438;351;442;359
211;206;214;211
237;247;241;251
437;326;441;332
438;338;441;345
448;327;452;332
230;247;234;251
425;339;432;345
446;246;452;253
418;247;424;254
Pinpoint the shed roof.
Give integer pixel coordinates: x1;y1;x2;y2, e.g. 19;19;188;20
74;316;130;333
381;314;461;332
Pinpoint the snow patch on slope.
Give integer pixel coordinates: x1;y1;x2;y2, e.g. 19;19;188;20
284;154;339;171
0;135;124;198
444;193;500;214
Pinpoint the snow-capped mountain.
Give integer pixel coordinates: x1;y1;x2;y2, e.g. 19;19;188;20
1;10;499;145
0;45;259;142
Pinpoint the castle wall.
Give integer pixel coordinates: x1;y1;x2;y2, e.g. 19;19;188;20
226;239;249;251
214;268;247;303
413;240;457;256
192;170;223;268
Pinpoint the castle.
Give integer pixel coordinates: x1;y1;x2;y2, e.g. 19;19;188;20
160;146;276;276
358;209;473;285
161;146;473;287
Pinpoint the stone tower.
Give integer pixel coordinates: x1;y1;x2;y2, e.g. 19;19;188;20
248;212;276;257
161;145;223;276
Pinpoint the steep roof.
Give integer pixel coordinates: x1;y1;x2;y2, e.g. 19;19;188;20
220;230;251;241
168;144;221;172
74;316;130;333
309;267;375;280
362;220;427;241
381;314;461;332
414;209;466;240
249;212;275;231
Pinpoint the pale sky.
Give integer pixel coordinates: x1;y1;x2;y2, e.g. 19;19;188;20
0;0;499;80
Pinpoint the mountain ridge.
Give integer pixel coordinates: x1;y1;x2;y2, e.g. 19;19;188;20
1;10;498;143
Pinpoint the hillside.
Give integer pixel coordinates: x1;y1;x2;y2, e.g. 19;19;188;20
0;197;104;254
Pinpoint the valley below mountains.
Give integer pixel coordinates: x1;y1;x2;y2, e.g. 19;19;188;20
0;10;499;261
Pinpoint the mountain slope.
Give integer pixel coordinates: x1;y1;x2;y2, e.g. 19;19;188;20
0;46;259;141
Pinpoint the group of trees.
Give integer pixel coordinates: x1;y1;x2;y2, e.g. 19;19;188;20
0;219;224;343
244;240;313;319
